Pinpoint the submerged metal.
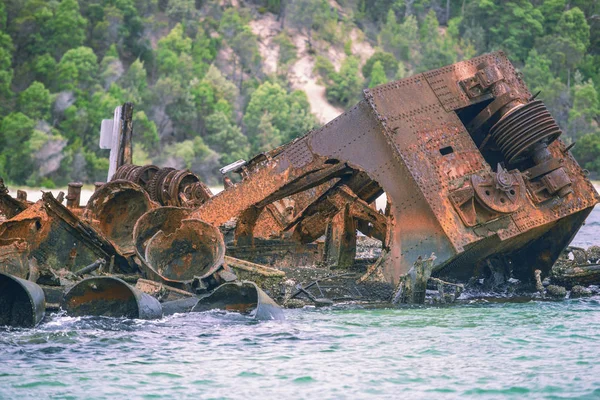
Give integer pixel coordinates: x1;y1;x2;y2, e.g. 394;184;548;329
62;276;162;319
0;273;45;327
192;281;284;321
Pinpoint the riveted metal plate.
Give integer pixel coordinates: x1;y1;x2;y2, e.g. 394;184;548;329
423;52;531;112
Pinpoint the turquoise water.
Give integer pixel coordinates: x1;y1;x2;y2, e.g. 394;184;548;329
1;299;600;399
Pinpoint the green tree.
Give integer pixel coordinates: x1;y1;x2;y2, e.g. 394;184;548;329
166;0;196;25
18;81;52;120
191;29;216;77
230;26;262;79
46;0;87;59
287;0;327;48
32;53;57;86
568;80;600;140
357;0;395;23
121;59;148;104
313;55;336;81
461;0;544;61
572;132;600;172
362;51;398;80
133;111;159;151
285;90;317;143
219;8;246;40
379;12;420;64
539;0;566;34
202;65;239;106
522;50;569;132
0;1;6;30
536;7;590;81
0;113;36;183
327;56;363;106
522;49;554;93
573;131;600;173
273;33;297;68
205;111;250;165
56;46;98;92
255;112;282;154
369;61;387;88
556;7;590;54
161;136;217;170
0;31;13;110
12;0;54;59
243;82;289;152
99;45;124;89
243;82;315;153
155;23;193;81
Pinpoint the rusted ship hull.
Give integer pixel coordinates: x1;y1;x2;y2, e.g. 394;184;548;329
0;52;598;326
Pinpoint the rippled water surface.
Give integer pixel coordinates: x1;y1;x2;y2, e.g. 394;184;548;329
2;208;600;399
2;300;600;399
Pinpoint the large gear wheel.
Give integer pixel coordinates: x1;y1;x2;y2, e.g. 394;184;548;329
112;164;136;181
147;167;175;204
130;165;159;190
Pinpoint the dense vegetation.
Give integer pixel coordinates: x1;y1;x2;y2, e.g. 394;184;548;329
0;0;598;186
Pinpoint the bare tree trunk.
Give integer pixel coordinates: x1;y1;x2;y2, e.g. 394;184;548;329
232;55;237;85
279;0;286;29
446;0;451;24
239;61;244;91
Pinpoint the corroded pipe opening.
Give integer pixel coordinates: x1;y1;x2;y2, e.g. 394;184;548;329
84;180;155;255
144;219;225;282
192;281;284;321
133;208;225;283
132;207;192;260
61;276;162;319
0;273;45;327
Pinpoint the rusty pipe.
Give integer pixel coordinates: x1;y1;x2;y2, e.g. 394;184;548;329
66;182;83;209
61;276;162;319
192;281;284;321
74;259;106;277
0;272;45;327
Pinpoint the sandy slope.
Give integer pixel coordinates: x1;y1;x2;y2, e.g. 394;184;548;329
248;12;376;125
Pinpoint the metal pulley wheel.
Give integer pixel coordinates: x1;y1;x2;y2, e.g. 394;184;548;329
166;169;200;206
490;100;562;165
130;164;159;190
471;166;524;214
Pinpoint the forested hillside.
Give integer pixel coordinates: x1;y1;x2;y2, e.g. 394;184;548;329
0;0;598;186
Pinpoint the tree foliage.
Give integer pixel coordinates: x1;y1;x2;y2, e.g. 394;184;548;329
0;0;598;185
369;61;387;88
326;56;363;106
362;51;397;80
243;82;317;154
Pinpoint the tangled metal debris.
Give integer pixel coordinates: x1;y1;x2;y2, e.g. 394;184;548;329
1;52;599;327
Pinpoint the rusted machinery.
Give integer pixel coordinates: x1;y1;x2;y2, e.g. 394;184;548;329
0;52;598;327
183;51;598;285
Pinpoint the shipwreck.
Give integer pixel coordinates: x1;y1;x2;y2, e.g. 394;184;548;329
1;51;598;327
